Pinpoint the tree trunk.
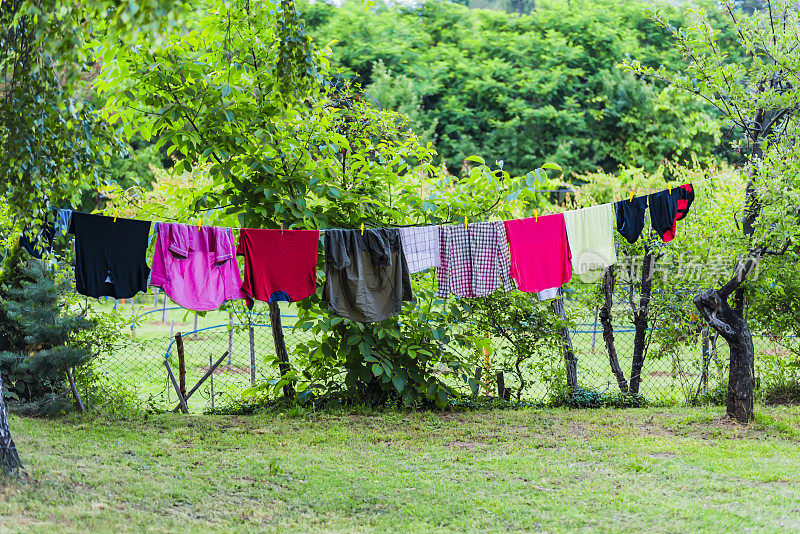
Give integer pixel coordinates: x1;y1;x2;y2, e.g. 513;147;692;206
693;252;761;423
694;289;754;422
268;301;295;399
600;265;628;393
0;372;23;476
629;251;655;395
551;292;578;392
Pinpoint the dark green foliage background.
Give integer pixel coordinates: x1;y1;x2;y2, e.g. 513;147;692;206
303;0;735;177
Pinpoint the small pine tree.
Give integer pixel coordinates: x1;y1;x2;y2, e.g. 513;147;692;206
0;260;96;409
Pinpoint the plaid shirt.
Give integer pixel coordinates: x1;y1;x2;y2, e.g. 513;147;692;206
437;221;515;298
399;225;440;273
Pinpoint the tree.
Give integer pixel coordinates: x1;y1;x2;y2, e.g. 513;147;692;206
0;261;97;411
1;0;184;476
0;372;23;476
623;0;800;422
302;0;727;177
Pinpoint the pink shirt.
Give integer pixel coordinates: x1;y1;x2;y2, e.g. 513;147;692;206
504;214;572;293
150;223;244;311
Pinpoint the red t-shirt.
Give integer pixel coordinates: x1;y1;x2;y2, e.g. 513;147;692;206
236;229;320;306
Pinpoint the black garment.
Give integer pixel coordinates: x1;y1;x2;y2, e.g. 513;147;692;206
323;228;413;323
614;196;649;244
19;226;54;259
68;212;151;298
649;189;680;241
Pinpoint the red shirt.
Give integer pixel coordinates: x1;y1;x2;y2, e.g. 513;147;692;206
236;228;320;306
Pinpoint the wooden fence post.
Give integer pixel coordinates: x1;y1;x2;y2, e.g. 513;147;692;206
176;332;186;400
66;368;85;413
268;301;295;399
164;359;189;414
161;294;168;323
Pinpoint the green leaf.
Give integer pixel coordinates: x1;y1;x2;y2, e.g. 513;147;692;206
541;162;562;173
392;375;406;394
371;363;383;377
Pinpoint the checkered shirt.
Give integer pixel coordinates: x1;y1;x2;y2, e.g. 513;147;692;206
437;221;515;298
399;225;440;273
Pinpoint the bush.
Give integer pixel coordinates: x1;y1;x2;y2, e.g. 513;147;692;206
248;276;477;409
555;387;648;409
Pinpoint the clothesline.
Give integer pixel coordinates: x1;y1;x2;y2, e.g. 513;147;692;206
22;174;710;322
83;168;741;234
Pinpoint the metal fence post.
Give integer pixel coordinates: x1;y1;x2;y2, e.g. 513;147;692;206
249;318;256;387
227;311;233;366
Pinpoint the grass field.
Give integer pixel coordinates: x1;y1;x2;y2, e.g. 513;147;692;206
2;406;800;533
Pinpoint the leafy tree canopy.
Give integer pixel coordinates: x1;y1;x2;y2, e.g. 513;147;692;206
302;0;736;177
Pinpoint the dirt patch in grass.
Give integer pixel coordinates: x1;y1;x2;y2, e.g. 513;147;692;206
447;440;485;450
200;364;251;375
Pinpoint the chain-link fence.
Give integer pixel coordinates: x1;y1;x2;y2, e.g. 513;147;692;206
90;290;793;412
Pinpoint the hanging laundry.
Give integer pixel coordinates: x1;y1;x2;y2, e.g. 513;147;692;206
537;287;560;301
237;228;320;307
19;225;54;259
399;225;440;273
437;221;514;298
150;223;244;311
19;209;73;258
504;214;572;293
68;212;151;299
649;189;681;242
659;184;695;242
614;195;649;244
324;228;412;322
564;204;617;276
56;209;73;236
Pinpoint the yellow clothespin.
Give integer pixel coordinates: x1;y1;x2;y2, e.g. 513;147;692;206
534;209;539;222
113;208;119;222
360;222;365;236
668;183;672;195
464;216;468;229
197;217;202;231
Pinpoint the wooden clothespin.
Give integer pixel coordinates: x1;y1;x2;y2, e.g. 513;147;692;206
534;209;539;222
360;222;365;236
113;208;119;223
281;222;285;235
628;191;634;202
464;216;468;229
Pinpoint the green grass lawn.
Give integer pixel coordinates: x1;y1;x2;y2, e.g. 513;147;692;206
2;406;800;533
